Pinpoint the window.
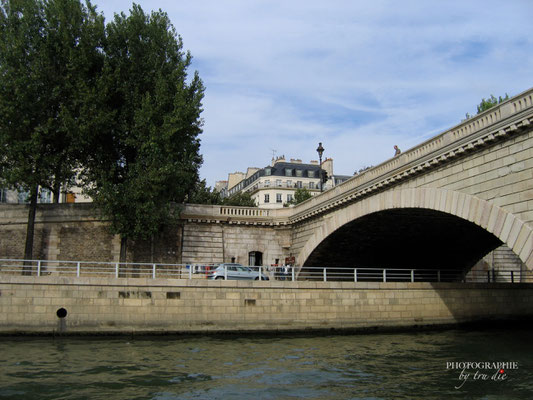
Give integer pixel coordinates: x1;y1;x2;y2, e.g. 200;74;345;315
295;170;303;177
309;182;315;189
285;168;293;177
17;190;28;204
286;180;292;188
40;188;52;203
307;170;315;178
287;194;293;203
276;193;282;203
264;194;270;203
0;189;6;203
276;179;282;187
265;168;272;176
249;251;263;266
296;181;302;188
264;179;270;187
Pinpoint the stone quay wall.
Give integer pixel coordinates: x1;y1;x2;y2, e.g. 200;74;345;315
0;276;532;335
0;204;290;266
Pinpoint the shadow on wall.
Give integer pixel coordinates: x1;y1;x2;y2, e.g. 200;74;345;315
428;282;533;327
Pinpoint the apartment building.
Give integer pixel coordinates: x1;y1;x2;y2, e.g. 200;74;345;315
217;156;351;208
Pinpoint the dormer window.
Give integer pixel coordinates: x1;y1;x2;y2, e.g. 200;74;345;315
285;168;293;177
265;168;272;176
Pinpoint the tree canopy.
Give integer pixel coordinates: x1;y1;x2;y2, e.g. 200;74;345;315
187;179;222;205
1;0;204;261
221;191;257;207
0;0;104;259
465;93;510;120
477;94;509;114
80;4;205;260
285;187;312;206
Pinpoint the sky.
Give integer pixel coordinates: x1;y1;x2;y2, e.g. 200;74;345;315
96;0;533;186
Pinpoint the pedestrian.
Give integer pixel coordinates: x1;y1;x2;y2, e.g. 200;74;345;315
284;264;290;281
394;145;401;156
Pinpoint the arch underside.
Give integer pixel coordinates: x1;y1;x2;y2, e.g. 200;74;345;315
303;208;502;270
297;188;533;273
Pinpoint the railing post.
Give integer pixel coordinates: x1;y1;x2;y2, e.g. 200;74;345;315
323;268;327;282
487;270;490;283
77;262;81;277
383;269;386;283
410;269;414;283
37;260;41;276
152;264;156;279
115;263;119;278
224;265;227;280
492;268;496;283
354;268;357;283
189;265;192;280
511;270;514;283
437;270;441;283
259;266;262;280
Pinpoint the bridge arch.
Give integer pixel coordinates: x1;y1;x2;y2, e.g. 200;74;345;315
297;188;533;270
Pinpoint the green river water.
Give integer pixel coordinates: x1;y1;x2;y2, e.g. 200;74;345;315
0;326;532;399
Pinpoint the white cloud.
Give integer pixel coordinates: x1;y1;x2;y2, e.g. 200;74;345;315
96;0;533;185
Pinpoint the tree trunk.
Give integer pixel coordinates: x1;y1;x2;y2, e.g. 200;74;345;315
119;236;127;277
23;185;39;275
52;180;61;203
150;235;155;264
52;164;63;204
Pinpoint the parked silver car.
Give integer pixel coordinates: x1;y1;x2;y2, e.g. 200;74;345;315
208;263;269;280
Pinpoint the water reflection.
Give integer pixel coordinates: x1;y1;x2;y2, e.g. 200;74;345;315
0;328;531;399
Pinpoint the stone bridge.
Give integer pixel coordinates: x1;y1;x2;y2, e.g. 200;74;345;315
183;87;533;272
1;88;533;275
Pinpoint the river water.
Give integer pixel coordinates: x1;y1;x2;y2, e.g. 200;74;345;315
0;327;532;399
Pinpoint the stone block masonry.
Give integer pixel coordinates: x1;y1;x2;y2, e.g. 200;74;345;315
0;204;292;266
1;276;532;335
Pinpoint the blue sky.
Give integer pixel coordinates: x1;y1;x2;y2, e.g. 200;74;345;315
96;0;533;186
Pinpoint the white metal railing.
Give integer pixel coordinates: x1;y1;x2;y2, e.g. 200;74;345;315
296;266;532;283
0;259;206;279
0;259;530;283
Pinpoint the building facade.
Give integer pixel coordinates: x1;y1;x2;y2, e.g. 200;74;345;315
217;156;351;208
0;185;91;204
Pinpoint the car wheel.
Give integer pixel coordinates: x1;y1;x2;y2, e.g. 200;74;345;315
216;276;224;280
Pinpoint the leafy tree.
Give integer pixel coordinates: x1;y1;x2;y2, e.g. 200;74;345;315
188;182;257;207
188;179;222;205
477;94;509;114
285;187;312;206
81;4;205;262
222;191;256;207
464;93;510;120
0;0;104;261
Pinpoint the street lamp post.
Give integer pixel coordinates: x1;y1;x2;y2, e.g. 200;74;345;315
316;142;324;192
